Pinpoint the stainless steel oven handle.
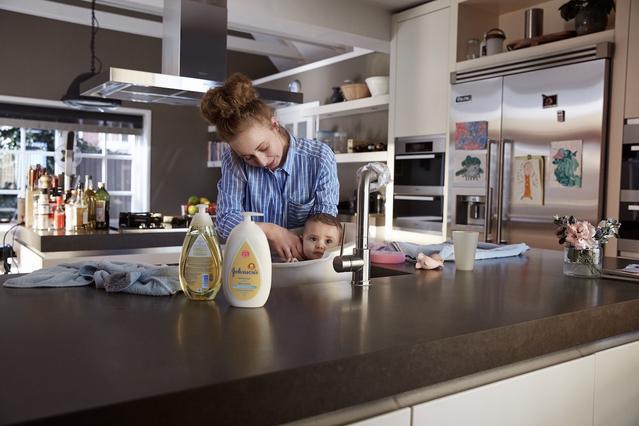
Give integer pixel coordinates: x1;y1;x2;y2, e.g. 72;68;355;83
395;154;437;160
628;205;639;211
484;139;496;242
394;195;435;201
631;145;639;152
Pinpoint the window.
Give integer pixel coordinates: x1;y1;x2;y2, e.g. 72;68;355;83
0;96;150;222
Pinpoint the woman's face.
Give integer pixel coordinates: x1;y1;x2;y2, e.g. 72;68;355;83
228;119;286;170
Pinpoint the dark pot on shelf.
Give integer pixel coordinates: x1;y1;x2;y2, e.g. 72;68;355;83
574;7;608;35
329;87;344;103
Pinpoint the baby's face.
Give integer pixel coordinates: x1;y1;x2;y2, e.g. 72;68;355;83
302;222;341;260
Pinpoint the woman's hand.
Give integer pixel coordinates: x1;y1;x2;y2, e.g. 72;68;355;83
258;223;304;261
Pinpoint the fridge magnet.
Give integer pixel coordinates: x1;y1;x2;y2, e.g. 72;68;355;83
550;140;582;188
455;121;488;150
513;155;544;205
454;151;486;184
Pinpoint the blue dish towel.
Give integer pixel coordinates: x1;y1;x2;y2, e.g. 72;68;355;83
392;241;530;262
3;261;180;296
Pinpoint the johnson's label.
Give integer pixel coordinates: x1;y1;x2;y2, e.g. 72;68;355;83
96;200;106;222
229;242;260;301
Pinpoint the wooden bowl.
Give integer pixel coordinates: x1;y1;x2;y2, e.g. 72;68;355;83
340;83;370;101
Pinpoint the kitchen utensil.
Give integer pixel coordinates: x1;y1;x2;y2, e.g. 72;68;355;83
340;83;370;101
364;76;389;96
485;28;506;55
452;231;479;271
524;8;544;39
466;38;480;60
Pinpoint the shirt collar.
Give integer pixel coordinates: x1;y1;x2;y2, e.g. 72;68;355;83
277;130;297;175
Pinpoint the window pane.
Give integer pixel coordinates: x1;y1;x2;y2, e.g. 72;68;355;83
76;158;103;183
107;159;131;191
26;153;55;175
297;122;307;139
0;194;17;220
0;153;17;190
110;195;131;220
76;132;102;154
106;133;133;155
26;129;55;151
0;126;20;150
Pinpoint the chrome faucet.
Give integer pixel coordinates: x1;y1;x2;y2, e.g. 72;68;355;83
333;168;375;286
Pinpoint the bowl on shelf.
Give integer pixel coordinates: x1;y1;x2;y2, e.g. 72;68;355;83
339;83;370;101
365;76;389;96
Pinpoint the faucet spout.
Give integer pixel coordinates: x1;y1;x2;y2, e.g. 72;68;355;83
333;168;375;286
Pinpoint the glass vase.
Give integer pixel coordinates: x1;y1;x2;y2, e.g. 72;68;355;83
563;245;602;278
574;7;608;36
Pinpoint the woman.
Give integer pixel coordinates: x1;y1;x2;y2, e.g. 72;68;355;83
200;73;339;261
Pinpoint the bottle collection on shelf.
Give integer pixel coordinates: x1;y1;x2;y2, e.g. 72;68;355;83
24;165;110;232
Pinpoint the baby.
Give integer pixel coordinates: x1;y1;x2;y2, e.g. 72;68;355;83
288;213;342;262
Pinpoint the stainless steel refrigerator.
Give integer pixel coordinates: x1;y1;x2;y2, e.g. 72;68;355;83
448;47;611;247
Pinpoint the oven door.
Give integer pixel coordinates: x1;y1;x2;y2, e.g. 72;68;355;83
621;122;639;190
394;153;445;195
392;194;443;234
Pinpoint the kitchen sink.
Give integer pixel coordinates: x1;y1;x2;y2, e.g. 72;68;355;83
369;265;413;279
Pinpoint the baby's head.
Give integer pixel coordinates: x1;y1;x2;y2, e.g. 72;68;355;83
302;214;342;260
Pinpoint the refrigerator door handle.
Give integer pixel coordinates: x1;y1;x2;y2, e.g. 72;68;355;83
484;139;497;242
496;138;511;244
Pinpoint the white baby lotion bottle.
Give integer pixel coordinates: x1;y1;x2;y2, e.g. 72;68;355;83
223;212;272;308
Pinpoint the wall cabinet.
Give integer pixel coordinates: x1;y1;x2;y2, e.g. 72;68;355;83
393;4;450;138
594;339;639;426
626;0;639;118
411;356;595;426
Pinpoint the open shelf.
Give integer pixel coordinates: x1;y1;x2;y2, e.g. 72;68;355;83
335;151;387;163
311;95;389;119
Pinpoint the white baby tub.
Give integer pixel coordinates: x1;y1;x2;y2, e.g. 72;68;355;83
271;222;356;287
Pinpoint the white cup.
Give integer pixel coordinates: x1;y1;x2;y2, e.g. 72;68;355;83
452;231;479;271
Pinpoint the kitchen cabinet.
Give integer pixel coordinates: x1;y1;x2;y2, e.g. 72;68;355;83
393;2;450;138
626;0;639;119
594;339;639;426
411;356;595;426
348;408;411;426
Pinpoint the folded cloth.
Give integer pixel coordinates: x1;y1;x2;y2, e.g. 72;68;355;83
3;261;180;296
393;241;529;262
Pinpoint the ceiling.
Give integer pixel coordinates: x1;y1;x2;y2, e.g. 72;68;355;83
358;0;431;13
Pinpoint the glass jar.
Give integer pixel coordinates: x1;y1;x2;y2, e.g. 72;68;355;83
465;38;480;60
563;245;602;278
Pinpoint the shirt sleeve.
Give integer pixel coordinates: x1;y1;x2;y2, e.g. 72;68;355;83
215;147;246;240
309;146;339;217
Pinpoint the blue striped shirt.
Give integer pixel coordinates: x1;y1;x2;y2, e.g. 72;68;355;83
215;133;339;240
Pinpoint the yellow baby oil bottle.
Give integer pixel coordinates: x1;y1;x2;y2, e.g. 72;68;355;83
223;212;272;308
179;204;223;300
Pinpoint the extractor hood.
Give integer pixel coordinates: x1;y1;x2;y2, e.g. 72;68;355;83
80;0;302;107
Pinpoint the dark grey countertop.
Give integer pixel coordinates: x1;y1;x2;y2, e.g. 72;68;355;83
2;249;639;425
14;226;186;253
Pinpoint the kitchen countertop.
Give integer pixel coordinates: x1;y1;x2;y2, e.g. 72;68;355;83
2;249;639;425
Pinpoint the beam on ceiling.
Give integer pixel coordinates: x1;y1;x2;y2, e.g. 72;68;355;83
228;36;304;61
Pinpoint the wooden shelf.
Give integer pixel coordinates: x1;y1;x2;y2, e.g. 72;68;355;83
335;151;387;163
207;152;387;168
310;95;389;119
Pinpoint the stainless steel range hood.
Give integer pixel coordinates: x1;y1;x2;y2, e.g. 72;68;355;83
80;0;302;107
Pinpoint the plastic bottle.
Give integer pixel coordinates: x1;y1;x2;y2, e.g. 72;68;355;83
179;204;223;301
222;212;272;308
53;196;65;230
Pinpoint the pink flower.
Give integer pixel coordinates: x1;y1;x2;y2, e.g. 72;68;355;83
565;221;596;250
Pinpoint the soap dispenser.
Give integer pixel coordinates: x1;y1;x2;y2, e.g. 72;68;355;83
223;212;272;308
179;204;223;301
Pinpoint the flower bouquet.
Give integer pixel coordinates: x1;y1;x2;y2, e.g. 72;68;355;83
553;215;620;278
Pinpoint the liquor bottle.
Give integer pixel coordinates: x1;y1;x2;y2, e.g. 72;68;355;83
95;182;110;230
84;176;96;230
24;167;35;228
65;190;76;232
53;196;65;231
73;184;86;231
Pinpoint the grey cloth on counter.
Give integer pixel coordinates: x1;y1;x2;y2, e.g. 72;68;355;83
392;241;530;262
3;261;180;296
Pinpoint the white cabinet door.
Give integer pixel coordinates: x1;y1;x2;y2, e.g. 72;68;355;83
348;408;411;426
394;7;450;138
412;356;595;426
594;340;639;426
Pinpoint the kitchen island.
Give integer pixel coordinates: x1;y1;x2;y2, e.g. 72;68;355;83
2;249;639;425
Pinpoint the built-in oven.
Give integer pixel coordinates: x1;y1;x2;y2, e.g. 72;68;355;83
394;134;446;196
393;134;446;234
619;119;639;253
